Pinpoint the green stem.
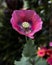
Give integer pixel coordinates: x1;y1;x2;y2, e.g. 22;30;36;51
29;38;34;45
25;37;28;43
25;36;35;45
32;39;34;45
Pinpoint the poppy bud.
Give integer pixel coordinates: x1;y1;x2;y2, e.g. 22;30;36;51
5;0;24;10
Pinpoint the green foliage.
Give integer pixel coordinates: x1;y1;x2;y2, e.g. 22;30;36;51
14;56;32;65
35;58;48;65
14;53;48;65
23;39;36;57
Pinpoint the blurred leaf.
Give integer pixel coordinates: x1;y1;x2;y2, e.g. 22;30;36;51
35;58;48;65
23;39;36;57
14;56;32;65
0;22;3;27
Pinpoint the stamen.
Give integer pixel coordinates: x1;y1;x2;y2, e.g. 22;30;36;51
18;21;32;34
22;22;31;28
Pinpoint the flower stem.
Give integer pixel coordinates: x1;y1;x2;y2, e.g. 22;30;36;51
29;38;34;45
25;37;34;44
25;37;28;43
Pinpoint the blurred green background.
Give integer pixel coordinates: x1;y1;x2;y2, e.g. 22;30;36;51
0;0;52;65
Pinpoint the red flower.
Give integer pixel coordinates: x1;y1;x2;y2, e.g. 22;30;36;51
46;49;52;57
10;10;43;39
47;57;52;65
37;48;46;57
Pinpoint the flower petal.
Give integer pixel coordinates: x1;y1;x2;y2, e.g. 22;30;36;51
10;10;43;39
28;14;43;36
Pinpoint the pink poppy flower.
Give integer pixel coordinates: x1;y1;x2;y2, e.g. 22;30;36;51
49;42;52;47
47;57;52;65
10;10;43;39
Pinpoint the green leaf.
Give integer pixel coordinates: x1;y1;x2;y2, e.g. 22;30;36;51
34;56;40;62
35;58;48;65
14;56;32;65
23;39;36;57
